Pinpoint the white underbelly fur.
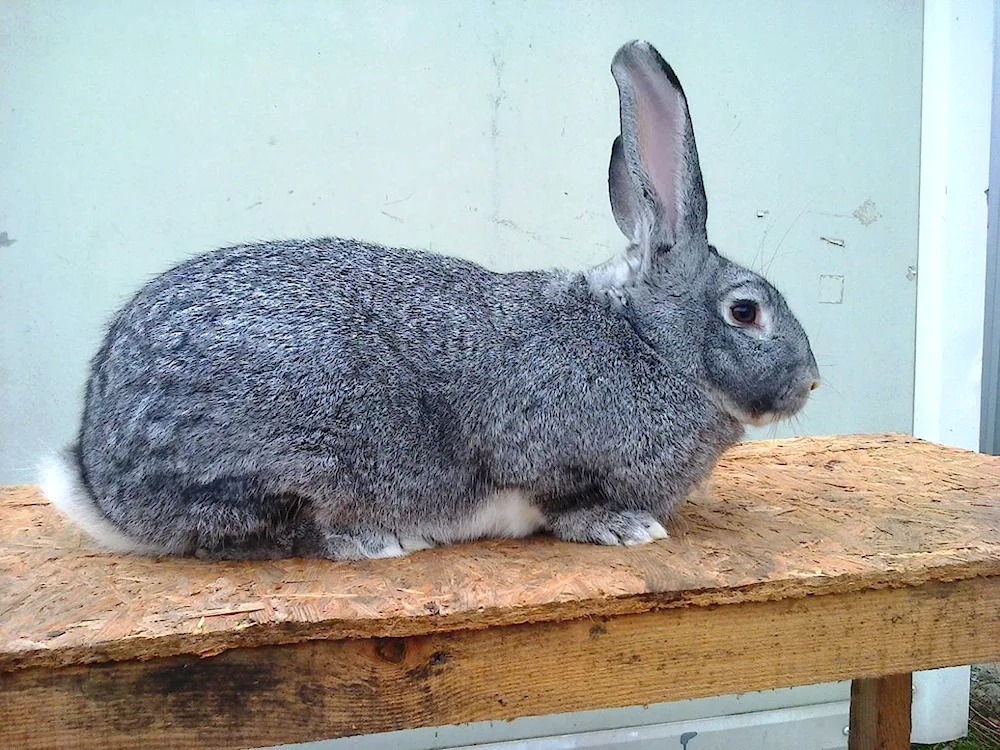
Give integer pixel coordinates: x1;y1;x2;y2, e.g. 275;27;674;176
447;489;547;541
399;490;546;553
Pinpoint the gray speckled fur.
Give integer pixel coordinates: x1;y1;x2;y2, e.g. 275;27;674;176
48;41;818;559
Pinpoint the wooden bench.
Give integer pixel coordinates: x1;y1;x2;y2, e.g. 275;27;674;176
2;433;999;750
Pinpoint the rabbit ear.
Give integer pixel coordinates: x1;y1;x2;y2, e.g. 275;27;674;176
608;135;640;240
610;40;708;252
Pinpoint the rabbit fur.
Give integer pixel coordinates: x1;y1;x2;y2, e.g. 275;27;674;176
42;41;819;560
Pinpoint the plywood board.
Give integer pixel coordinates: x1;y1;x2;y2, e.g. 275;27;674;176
2;434;1000;673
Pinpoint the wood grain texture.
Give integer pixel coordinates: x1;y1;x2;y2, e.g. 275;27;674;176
3;577;999;750
2;433;1000;674
849;674;913;750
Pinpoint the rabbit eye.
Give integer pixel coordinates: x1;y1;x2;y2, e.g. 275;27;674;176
729;300;759;325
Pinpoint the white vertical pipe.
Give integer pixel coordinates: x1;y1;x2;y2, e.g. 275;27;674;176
911;0;995;743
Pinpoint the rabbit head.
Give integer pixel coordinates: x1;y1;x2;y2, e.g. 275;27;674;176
593;41;819;427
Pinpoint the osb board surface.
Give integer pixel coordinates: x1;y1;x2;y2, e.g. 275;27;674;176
2;433;1000;672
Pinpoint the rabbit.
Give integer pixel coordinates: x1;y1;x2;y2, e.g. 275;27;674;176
41;40;819;560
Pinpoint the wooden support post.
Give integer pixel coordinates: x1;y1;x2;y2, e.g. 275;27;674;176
848;673;913;750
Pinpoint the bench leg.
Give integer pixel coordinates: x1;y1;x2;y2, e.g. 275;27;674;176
848;673;913;750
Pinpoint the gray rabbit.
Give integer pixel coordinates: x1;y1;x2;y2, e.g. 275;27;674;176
41;41;819;560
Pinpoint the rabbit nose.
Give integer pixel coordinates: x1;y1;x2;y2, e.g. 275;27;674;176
809;379;820;392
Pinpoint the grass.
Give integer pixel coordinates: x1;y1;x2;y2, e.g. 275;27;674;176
917;685;1000;750
919;734;1000;750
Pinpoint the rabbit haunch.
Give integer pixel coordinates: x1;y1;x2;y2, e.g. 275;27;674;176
42;41;818;560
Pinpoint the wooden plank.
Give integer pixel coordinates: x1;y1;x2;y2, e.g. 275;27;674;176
3;576;1000;750
849;674;913;750
3;433;1000;673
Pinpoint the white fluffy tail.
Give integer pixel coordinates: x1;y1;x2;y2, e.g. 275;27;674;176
39;450;153;554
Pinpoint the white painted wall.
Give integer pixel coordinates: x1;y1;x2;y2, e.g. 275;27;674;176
0;2;930;749
0;1;922;480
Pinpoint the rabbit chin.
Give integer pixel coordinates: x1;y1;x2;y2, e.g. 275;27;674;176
740;410;785;428
709;391;790;428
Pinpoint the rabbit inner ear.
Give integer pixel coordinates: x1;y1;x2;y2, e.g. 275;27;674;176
611;41;708;253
